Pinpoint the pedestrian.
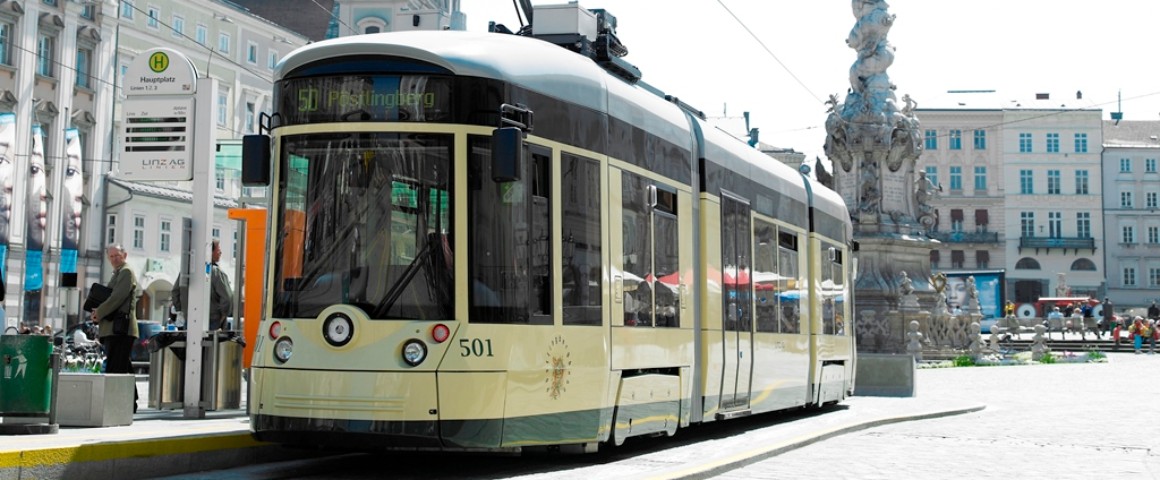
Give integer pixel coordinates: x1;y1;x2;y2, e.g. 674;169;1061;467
91;244;139;412
1101;298;1114;338
1149;301;1160;321
209;239;233;331
1129;316;1152;354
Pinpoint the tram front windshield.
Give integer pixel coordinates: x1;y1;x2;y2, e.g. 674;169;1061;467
272;132;453;320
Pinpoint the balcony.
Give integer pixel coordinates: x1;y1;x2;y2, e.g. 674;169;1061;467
1018;236;1096;254
927;231;1000;244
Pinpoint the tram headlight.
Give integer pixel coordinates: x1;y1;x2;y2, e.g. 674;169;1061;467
402;340;427;366
323;313;354;347
273;337;294;363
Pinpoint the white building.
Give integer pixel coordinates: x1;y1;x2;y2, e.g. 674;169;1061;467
1101;120;1160;307
0;0;306;330
916;92;1106;305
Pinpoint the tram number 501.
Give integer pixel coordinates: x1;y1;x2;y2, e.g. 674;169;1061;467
459;338;494;357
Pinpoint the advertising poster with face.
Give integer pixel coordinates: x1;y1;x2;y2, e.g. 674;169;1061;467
0;113;14;287
24;125;46;324
61;128;82;278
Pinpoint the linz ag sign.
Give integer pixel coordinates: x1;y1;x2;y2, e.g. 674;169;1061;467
120;49;197;181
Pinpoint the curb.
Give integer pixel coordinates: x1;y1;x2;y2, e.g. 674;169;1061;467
0;432;300;480
640;403;987;480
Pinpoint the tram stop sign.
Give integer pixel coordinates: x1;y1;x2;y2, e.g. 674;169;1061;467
119;48;198;181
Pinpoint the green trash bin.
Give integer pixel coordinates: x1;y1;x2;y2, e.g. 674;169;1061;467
0;335;54;414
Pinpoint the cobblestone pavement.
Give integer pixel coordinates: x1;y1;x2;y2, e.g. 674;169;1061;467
714;352;1160;480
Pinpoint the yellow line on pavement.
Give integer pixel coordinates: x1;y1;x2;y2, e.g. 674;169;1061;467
0;433;264;469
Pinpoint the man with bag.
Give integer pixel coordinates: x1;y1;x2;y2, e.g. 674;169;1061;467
91;244;139;411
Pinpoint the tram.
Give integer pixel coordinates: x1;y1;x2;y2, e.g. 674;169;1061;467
243;7;855;453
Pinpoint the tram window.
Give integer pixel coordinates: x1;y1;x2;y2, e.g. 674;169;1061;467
562;154;602;326
529;150;552;324
778;233;800;334
826;244;847;336
272;133;453;320
754;220;778;333
468;137;552;325
622;172;653;327
654;210;679;328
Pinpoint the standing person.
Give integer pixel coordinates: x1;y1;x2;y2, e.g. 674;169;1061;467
1149;301;1160;321
1101;298;1114;338
91;244;139;412
209;239;233;330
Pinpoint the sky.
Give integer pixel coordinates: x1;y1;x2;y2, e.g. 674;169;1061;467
462;0;1160;163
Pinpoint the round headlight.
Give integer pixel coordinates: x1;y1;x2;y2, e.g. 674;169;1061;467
402;340;427;367
323;313;354;347
274;337;293;363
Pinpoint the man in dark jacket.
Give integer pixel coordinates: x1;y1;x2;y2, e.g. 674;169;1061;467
1149;302;1160;321
91;244;139;411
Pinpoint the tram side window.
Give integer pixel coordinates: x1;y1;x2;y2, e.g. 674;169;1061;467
562;154;602;326
622;173;653;327
778;232;800;334
468;137;552;324
653;187;680;328
529;149;552;323
824;246;846;336
621;173;680;328
754;220;778;333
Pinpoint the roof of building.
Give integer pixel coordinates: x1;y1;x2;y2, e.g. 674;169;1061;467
107;177;241;209
230;0;334;42
916;89;1104;111
1102;120;1160;148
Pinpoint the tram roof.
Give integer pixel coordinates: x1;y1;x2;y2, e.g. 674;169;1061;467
278;31;849;231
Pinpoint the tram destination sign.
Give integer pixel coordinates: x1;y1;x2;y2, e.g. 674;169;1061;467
278;75;451;124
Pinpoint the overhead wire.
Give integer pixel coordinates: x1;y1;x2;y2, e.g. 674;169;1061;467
307;0;356;36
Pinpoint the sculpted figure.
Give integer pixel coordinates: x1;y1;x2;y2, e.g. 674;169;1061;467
899;270;913;296
905;320;924;362
915;171;938;229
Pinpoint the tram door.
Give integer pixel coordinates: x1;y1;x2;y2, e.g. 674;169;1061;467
613;170;682;330
720;195;753;411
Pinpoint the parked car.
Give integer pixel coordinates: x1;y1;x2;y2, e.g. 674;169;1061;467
131;321;165;373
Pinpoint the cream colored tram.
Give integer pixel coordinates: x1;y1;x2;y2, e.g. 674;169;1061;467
243;28;854;453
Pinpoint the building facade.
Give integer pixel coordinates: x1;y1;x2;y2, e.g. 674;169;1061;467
1101;120;1160;307
2;0;469;330
917;104;1106;307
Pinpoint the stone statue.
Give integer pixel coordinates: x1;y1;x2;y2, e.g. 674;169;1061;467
815;157;834;190
899;271;913;296
901;93;917;115
967;322;983;360
1031;324;1050;361
915;171;938;230
931;272;948;315
824;0;923;228
988;325;1004;353
965;275;980;314
859;160;881;213
905;320;924;362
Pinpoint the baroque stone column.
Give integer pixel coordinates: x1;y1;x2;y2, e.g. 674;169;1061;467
824;0;937;353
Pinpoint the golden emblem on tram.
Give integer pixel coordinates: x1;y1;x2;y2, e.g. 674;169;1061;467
545;335;571;400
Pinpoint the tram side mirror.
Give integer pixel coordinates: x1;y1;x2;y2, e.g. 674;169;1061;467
491;127;523;182
242;134;271;186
